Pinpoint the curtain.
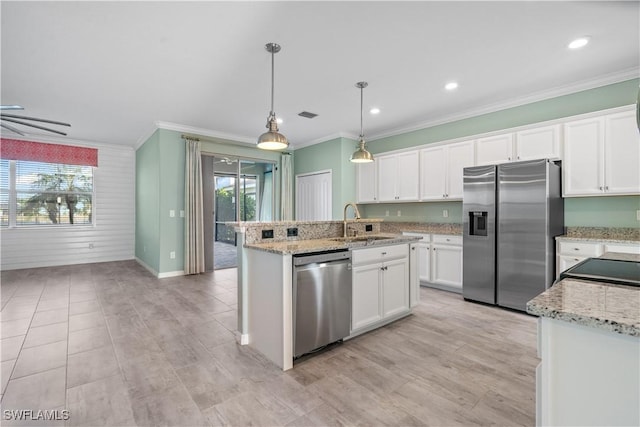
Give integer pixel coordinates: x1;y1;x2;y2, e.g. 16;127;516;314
184;139;205;274
259;171;273;221
280;153;293;220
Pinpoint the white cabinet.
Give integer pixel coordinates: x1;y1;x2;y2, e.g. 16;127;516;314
377;151;420;202
351;244;410;334
563;110;640;197
431;235;463;290
515;124;561;161
408;243;420;308
402;232;463;292
420;140;475;200
356;161;377;203
352;263;383;330
476;133;514;165
477;125;561;166
604;243;640;254
556;239;604;277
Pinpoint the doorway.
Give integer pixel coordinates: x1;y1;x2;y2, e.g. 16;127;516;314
203;156;275;270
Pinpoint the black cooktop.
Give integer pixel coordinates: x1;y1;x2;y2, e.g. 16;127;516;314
559;258;640;287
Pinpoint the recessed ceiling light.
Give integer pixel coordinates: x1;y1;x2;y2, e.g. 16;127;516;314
370;107;380;115
568;37;590;49
445;82;459;91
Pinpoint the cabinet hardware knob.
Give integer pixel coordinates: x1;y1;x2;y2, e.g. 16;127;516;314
381;252;387;255
574;258;579;261
508;157;511;160
599;186;603;190
412;247;416;250
517;156;520;160
605;186;609;191
446;239;450;241
573;248;579;251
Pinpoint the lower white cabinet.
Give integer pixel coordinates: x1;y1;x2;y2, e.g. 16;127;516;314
431;240;463;290
556;238;639;278
351;244;409;334
403;232;463;292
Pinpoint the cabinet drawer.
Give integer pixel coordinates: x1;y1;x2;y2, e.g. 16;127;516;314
558;241;602;256
402;232;430;242
432;234;462;245
604;243;640;254
352;244;408;265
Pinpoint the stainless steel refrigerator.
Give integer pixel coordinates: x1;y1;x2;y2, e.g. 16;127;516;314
462;159;563;311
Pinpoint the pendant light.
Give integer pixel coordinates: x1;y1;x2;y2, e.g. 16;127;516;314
350;81;374;163
257;43;288;150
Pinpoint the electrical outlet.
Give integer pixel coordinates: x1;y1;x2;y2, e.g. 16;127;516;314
365;224;373;232
287;227;298;237
170;251;175;259
262;229;274;239
443;209;449;218
180;210;184;218
169;210;175;218
385;210;389;217
397;210;401;217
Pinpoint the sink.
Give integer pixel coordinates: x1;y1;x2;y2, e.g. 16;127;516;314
328;235;395;243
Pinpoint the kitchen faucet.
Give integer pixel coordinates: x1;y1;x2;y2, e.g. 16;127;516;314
343;202;361;238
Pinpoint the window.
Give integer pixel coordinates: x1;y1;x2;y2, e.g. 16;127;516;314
1;159;93;227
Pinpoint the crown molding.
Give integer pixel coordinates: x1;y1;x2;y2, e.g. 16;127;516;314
366;68;639;142
134;121;258;150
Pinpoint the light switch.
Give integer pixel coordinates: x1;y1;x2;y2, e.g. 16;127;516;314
180;210;185;218
169;210;175;217
443;209;449;218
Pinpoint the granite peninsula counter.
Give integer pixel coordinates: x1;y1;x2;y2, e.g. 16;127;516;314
527;252;640;426
232;219;423;371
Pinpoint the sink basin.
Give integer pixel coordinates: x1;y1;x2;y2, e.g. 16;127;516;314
328;235;395;243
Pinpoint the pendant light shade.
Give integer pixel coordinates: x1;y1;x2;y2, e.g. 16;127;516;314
257;43;288;150
350;81;374;163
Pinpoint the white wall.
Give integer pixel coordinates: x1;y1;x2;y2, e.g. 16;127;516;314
1;143;135;270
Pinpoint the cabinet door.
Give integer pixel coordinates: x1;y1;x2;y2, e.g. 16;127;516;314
352;264;382;331
419;146;447;200
563;117;605;196
356;161;377;203
409;243;420;308
396;151;420;201
603;244;640;255
604;111;640;195
417;242;430;282
382;258;409;318
377;155;397;202
431;244;462;289
476;133;514;166
446;141;476;199
516;125;561;161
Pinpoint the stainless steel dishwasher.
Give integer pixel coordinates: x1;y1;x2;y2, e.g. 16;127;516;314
293;249;352;358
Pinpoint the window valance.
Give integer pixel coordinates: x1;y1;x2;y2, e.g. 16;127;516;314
0;138;98;167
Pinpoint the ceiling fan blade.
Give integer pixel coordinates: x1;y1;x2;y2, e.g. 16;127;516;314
0;122;26;135
0;105;24;111
0;113;70;127
1;117;68;136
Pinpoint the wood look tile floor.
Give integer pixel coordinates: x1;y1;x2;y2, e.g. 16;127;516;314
0;261;538;426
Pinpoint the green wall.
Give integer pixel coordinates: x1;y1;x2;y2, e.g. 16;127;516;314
135;131;160;272
295;79;639;228
135;129;282;275
293;137;357;219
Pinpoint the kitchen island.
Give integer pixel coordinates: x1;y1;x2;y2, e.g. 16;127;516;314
235;220;421;370
527;253;640;426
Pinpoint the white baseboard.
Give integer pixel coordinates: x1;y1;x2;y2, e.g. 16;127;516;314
158;270;185;278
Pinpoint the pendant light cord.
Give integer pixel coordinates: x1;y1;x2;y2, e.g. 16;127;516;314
270;48;275;116
359;85;364;138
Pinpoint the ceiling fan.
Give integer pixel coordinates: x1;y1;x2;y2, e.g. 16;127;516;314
0;105;71;136
215;157;238;165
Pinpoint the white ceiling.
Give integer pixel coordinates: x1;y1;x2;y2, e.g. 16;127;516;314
1;1;638;149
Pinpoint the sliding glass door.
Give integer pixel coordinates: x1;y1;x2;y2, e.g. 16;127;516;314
208;157;274;270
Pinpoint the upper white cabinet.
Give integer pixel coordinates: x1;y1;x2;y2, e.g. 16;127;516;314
356;161;377;203
377;151;420;202
563;110;640;197
420;140;475;201
476;133;514;165
515;124;561;161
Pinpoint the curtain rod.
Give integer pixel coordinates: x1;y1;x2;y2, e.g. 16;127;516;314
181;133;292;155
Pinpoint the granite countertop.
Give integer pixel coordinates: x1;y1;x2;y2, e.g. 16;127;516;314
557;227;640;243
526;278;639;337
244;233;422;255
